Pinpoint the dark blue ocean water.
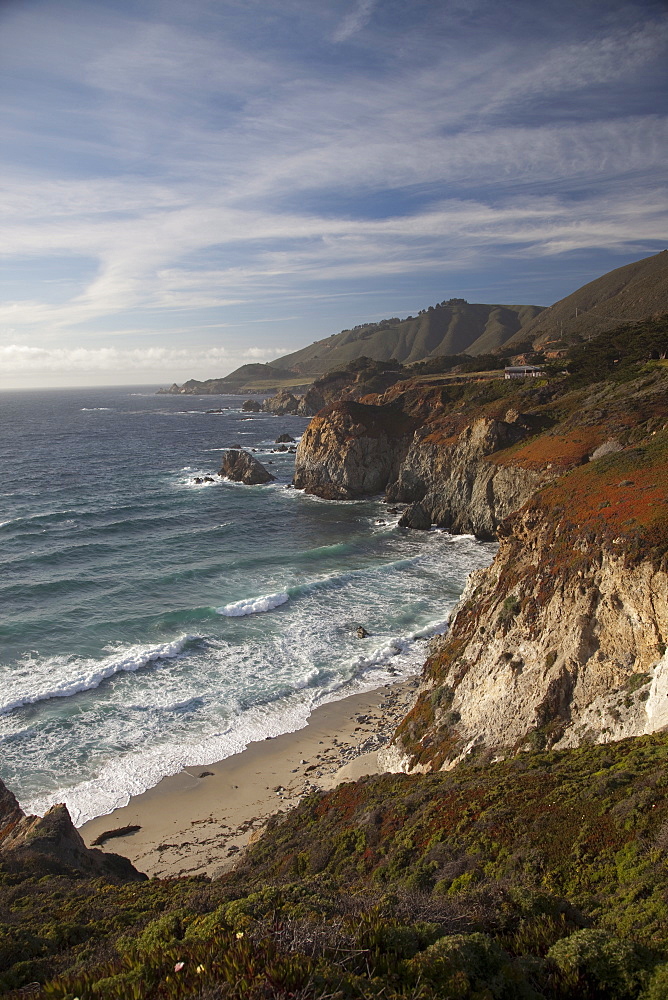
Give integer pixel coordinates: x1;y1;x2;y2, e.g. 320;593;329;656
0;386;495;824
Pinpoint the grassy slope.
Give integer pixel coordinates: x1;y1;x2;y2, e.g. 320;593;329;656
273;301;542;374
3;735;668;998
505;251;668;349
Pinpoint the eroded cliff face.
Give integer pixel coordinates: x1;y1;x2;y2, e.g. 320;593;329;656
293;400;417;499
384;430;668;771
293;377;551;533
294;355;668;762
389;412;542;538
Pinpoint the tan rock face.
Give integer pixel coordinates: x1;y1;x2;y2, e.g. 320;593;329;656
388;415;542;538
262;388;301;415
293;401;417;499
390;495;668;772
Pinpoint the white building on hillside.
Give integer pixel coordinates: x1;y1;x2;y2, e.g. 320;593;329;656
504;365;544;379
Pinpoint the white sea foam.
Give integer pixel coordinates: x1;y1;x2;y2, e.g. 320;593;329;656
24;661;415;826
216;592;289;616
80;407;113;411
25;692;320;825
0;636;194;716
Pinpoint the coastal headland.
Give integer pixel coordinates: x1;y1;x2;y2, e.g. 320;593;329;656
2;254;668;998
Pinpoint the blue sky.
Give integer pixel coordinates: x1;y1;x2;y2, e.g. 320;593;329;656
1;0;667;387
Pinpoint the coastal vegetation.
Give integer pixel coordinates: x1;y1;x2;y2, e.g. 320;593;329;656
2;735;668;997
3;256;668;998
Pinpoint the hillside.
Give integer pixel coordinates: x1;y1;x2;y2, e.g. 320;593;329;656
506;250;668;350
2;319;668;1000
294;315;668;756
3;733;668;998
270;300;543;374
160;252;668;397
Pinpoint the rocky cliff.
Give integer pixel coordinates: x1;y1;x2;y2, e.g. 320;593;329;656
296;318;668;761
381;380;668;770
0;778;143;879
293;400;417;499
293;373;554;532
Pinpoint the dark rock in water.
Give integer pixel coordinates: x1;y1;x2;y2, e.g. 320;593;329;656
203;476;215;483
194;477;203;484
398;502;432;530
232;443;243;448
275;444;288;452
357;626;370;638
206;408;227;413
219;449;275;485
242;399;261;412
276;433;295;443
0;777;145;881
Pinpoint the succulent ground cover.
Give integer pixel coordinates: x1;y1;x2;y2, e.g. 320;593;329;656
0;735;667;998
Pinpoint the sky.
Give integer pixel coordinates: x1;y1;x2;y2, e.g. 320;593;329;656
1;0;667;388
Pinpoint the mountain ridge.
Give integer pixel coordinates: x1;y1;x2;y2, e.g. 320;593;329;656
160;251;668;396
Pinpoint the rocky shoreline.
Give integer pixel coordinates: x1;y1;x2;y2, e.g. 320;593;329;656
288;317;668;764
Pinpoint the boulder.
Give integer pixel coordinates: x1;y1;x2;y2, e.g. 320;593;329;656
276;433;295;443
219;449;275;485
242;399;261;412
398;502;432;530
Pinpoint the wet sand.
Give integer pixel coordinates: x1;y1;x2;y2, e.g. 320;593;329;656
81;676;419;878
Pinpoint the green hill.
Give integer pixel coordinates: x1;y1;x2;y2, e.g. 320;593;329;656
269;300;544;374
506;250;668;350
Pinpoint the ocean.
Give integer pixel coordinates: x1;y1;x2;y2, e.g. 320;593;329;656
0;385;495;826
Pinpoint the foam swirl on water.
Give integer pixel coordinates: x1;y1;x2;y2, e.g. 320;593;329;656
216;592;289;616
0;636;195;716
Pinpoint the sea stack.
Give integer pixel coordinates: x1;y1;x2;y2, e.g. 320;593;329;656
219;449;275;484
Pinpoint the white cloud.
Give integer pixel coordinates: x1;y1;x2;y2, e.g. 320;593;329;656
0;343;284;375
0;0;666;386
332;0;376;42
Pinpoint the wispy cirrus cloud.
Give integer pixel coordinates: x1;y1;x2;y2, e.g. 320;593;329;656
0;0;666;386
332;0;376;42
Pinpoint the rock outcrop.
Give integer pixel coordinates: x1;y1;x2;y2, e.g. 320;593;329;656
385;425;668;772
398;502;432;530
219;450;275;484
242;399;262;412
0;778;144;879
293;401;417;499
388;412;541;538
293;378;548;533
263;389;302;415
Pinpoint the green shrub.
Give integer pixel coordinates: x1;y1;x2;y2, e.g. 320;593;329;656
547;927;643;998
642;962;668;1000
498;595;520;625
408;931;532;998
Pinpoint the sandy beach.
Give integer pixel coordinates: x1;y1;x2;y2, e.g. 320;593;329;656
81;676;420;878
